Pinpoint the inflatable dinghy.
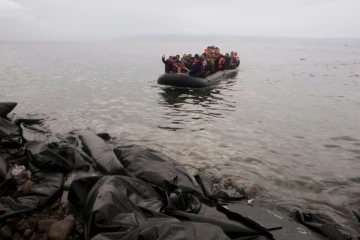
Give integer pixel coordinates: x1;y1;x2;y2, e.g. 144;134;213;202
157;69;238;88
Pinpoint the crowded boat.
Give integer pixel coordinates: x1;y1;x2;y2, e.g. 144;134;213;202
161;46;240;78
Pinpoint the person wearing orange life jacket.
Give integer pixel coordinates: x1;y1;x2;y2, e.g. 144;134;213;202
217;55;226;70
229;52;237;69
234;52;240;67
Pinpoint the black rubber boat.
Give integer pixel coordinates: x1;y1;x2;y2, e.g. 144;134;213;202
157;68;238;88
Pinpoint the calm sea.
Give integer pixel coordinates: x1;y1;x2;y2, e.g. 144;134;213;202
1;41;359;236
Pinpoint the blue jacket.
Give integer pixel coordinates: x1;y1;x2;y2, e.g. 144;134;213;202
189;61;202;77
193;61;201;72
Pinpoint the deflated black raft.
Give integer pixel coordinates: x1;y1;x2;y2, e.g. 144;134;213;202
157;69;239;88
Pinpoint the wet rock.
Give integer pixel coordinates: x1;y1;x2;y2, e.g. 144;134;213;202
64;215;74;220
60;191;68;205
0;225;13;239
12;231;22;240
68;237;73;240
38;233;48;240
6;218;16;226
37;219;57;233
23;229;32;239
75;225;83;235
22;180;34;193
50;202;60;210
29;235;37;240
11;166;30;185
48;219;75;240
15;220;30;233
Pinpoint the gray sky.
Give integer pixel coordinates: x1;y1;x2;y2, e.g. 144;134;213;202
1;0;359;40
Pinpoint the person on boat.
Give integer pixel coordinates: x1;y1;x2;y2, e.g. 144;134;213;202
162;55;173;73
234;52;240;67
201;53;208;67
199;56;207;77
206;55;215;73
217;54;226;71
189;57;201;77
169;57;178;73
224;53;231;69
178;62;190;73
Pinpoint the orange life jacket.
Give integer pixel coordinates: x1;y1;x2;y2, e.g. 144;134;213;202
218;57;225;69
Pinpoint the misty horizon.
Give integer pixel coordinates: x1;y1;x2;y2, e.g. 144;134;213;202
1;0;360;41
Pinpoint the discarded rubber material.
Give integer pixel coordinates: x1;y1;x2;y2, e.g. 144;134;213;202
75;175;234;240
0;163;64;220
157;69;238;88
67;176;102;206
114;144;206;201
291;211;347;240
195;173;246;203
22;124;92;173
78;130;133;176
0;102;17;118
0;117;23;148
218;204;324;240
0;157;13;186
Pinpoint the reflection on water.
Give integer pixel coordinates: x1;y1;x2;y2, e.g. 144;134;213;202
157;75;238;132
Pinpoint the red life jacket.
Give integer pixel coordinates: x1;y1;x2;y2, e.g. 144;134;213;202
181;67;187;73
200;61;206;75
172;63;178;73
218;57;225;69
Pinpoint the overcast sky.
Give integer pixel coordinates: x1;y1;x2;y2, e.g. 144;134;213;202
1;0;359;40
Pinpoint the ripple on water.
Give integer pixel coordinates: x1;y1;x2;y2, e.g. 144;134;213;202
1;42;360;237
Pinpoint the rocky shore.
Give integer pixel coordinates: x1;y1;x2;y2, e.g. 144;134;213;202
0;151;84;240
1;102;359;240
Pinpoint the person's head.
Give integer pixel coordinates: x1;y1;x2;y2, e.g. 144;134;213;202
168;56;173;60
225;53;229;57
190;57;194;62
176;55;180;60
188;54;192;58
231;51;234;55
194;57;198;62
234;52;237;56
